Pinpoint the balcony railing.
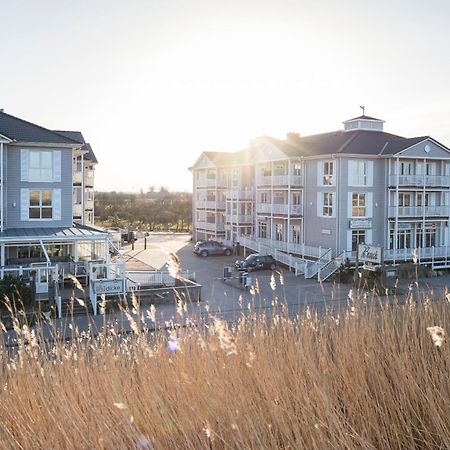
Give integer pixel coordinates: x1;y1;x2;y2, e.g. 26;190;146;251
73;171;82;184
226;189;254;200
73;203;82;216
389;206;449;217
256;174;303;186
196;200;225;210
226;214;253;224
195;221;225;232
256;203;303;215
196;178;227;188
85;175;94;187
389;174;450;187
85;200;94;210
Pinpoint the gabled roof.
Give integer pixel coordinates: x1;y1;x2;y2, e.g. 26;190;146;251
53;130;98;163
0;111;81;145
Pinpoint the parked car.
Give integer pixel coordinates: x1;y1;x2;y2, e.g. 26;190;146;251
194;240;233;257
235;254;277;272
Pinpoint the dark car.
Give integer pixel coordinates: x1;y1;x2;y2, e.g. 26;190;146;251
235;254;277;272
194;240;233;257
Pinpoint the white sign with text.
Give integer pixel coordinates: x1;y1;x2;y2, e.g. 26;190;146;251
358;244;383;264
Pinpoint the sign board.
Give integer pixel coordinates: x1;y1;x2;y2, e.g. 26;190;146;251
358;244;383;264
363;262;377;272
350;219;372;229
93;279;124;295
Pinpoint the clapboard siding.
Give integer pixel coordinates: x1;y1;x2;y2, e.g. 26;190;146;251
6;146;73;228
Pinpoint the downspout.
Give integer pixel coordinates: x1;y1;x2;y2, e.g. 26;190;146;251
0;142;3;232
422;158;426;250
287;160;291;253
81;154;85;225
336;156;340;256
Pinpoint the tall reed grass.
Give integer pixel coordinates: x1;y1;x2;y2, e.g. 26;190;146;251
0;289;448;449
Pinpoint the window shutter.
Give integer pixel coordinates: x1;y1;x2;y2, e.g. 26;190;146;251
53;151;61;182
366;230;373;245
21;150;29;182
20;189;29;221
317;162;322;186
367;193;373;217
348;161;355;186
317;192;321;217
367;161;373;187
348;192;353;218
53;189;62;221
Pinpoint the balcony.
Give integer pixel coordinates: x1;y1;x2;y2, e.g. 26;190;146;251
389;205;449;217
196;178;227;188
73;203;82;217
85;199;94;210
73;171;82;185
226;189;253;200
196;200;225;210
256;203;303;215
389;174;450;187
256;174;303;187
196;221;225;232
226;214;253;224
85;174;94;187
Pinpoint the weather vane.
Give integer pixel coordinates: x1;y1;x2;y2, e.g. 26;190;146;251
360;105;365;116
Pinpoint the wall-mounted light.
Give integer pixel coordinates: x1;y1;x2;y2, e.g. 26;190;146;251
12;202;16;208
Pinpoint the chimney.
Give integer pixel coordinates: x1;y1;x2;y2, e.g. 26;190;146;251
286;132;301;143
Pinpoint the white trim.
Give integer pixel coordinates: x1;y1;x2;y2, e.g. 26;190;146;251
394;138;450;156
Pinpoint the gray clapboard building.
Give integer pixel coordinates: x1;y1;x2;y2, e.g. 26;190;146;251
190;114;450;279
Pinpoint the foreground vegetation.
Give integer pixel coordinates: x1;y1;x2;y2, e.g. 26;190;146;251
0;290;448;449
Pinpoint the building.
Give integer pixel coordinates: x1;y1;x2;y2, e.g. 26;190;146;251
0;110;125;312
190;114;450;279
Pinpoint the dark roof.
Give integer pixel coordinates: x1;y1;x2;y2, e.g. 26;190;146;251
0;224;109;242
0;111;80;145
344;115;384;122
195;129;449;167
53;130;98;164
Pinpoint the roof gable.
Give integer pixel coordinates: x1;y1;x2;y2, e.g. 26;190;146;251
394;137;450;158
53;130;98;163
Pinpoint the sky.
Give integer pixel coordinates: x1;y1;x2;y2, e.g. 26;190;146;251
1;0;450;192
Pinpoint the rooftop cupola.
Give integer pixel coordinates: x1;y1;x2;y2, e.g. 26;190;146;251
343;114;385;132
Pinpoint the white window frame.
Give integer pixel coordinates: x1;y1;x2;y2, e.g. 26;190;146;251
319;161;335;186
29;150;53;182
349;160;373;187
348;192;372;218
29;190;53;220
318;192;334;217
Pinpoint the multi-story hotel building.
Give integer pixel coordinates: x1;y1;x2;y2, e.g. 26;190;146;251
190;114;450;278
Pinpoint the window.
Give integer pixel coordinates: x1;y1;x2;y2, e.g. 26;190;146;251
398;193;412;207
73;187;82;204
260;192;269;203
258;222;267;239
322;161;334;185
400;162;413;176
275;223;283;241
274;192;284;204
351;230;365;251
29;151;53;182
292;225;301;244
292;192;301;205
417;193;430;207
29;190;52;219
352;193;366;217
349;161;369;186
322;192;334;217
293;162;301;176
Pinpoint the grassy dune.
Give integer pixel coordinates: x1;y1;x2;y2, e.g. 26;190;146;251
0;290;448;449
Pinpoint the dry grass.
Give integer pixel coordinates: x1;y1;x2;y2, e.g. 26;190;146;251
0;291;449;449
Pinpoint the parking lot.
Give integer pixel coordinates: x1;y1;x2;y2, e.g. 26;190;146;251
122;233;356;322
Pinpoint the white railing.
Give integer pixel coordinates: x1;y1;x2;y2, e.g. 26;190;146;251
73;171;82;184
255;203;303;215
196;221;225;232
239;236;331;261
389;206;449;217
226;214;253;224
84;174;94;187
127;270;195;288
196;200;226;209
389;174;450;187
256;174;303;186
226;189;254;200
85;199;94;210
